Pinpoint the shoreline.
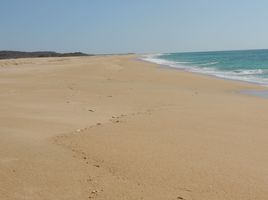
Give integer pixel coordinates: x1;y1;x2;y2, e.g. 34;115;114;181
140;55;268;100
140;54;268;89
1;55;268;199
139;56;268;99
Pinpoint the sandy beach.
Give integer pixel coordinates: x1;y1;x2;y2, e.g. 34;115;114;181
1;55;268;200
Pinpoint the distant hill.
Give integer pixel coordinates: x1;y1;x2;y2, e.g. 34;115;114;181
0;51;91;60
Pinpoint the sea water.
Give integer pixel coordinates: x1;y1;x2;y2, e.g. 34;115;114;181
143;49;268;86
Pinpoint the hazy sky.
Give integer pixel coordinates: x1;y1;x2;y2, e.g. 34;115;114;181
1;0;268;54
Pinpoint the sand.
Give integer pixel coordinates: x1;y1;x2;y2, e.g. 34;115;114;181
0;55;268;200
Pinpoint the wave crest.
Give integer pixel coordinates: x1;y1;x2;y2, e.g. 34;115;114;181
141;54;268;86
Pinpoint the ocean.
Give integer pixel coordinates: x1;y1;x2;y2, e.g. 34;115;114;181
143;49;268;86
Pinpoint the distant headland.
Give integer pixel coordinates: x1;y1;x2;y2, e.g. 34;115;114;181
0;51;91;60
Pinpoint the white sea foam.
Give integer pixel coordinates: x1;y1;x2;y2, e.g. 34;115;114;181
232;69;265;75
199;62;219;66
141;54;268;86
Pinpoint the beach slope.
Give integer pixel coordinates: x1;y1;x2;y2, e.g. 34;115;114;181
0;56;268;200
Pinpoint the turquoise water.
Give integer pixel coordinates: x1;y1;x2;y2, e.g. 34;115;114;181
143;49;268;86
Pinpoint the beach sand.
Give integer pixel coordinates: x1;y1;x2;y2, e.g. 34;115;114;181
0;55;268;200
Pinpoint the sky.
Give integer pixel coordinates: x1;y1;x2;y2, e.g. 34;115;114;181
1;0;268;54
